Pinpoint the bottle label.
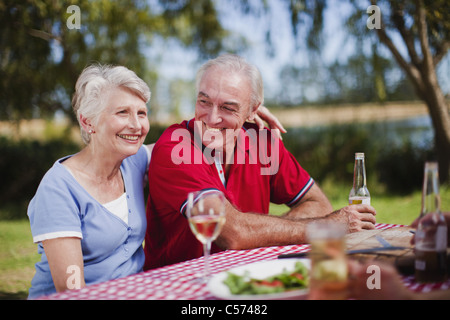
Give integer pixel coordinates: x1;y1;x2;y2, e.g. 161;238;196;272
436;226;447;251
349;197;370;206
415;259;426;271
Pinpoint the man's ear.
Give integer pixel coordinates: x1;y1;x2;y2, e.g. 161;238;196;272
247;103;261;121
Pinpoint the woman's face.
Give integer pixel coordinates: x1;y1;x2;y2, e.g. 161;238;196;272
91;86;149;160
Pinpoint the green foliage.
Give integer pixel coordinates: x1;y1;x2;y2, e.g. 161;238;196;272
0;0;231;123
0;136;80;219
0;119;435;219
282;121;434;194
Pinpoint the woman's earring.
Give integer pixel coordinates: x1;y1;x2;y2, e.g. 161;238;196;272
88;129;93;134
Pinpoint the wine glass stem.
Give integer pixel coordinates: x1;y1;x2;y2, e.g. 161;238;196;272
203;240;211;281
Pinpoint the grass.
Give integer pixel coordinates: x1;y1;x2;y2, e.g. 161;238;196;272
270;190;432;224
270;181;450;226
1;183;449;299
0;220;39;299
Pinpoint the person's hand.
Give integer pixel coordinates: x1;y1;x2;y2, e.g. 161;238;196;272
252;105;287;140
347;260;415;300
332;204;376;232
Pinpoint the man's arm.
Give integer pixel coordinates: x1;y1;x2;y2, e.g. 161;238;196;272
215;183;376;250
285;182;377;232
215;201;311;250
283;183;332;219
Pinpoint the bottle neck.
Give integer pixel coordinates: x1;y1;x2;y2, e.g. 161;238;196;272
353;157;367;189
422;163;441;215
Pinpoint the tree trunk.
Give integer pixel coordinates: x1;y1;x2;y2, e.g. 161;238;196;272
379;50;450;184
374;0;450;183
421;82;450;184
399;53;450;184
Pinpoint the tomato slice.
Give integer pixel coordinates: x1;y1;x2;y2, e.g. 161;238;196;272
255;279;283;287
292;273;304;280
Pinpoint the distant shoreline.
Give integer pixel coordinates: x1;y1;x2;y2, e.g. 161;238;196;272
0;101;432;139
148;100;432;128
269;101;429;128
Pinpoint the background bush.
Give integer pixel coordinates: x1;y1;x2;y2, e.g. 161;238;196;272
0;120;435;220
0;136;80;219
283;121;434;195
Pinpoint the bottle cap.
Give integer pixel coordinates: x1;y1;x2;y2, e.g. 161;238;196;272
355;152;365;159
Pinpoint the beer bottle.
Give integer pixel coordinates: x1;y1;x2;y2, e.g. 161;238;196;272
414;161;447;283
348;152;370;205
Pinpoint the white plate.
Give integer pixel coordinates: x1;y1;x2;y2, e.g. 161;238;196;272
207;259;310;300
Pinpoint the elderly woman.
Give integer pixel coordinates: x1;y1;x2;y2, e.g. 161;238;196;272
27;64;153;299
27;63;284;299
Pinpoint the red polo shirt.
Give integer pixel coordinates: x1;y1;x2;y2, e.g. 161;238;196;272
144;119;314;270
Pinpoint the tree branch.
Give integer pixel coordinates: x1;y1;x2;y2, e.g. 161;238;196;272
391;2;421;68
371;0;424;96
433;41;450;66
376;26;423;86
415;0;434;77
28;28;62;43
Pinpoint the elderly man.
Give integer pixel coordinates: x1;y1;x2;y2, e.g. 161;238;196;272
144;54;376;269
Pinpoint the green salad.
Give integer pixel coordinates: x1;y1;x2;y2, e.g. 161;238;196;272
223;261;309;295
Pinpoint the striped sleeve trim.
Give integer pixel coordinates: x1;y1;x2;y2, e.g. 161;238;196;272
180;188;222;217
286;178;315;207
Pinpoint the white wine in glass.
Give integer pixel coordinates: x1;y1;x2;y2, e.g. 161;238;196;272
187;190;226;282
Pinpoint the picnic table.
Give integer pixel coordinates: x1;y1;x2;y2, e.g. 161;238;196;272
41;223;449;301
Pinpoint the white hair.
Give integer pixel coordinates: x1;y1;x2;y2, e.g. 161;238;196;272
195;54;264;109
72;64;151;145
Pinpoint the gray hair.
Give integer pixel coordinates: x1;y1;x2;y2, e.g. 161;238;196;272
195;54;264;109
72;64;151;145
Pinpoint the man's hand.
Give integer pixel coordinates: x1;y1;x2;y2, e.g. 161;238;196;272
332;204;377;232
252;105;287;140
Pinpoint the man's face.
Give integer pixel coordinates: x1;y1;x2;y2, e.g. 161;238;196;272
194;67;257;153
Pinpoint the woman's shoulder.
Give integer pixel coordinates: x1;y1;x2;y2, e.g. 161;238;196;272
35;155;79;194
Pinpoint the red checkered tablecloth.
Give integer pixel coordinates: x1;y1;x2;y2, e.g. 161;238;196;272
41;223;450;300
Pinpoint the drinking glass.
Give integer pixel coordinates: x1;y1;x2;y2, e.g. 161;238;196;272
307;221;348;300
186;190;226;282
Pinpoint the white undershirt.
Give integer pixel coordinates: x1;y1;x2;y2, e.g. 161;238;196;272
103;192;128;224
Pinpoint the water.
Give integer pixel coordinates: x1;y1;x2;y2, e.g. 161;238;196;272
382;115;433;150
284;114;435;192
288;114;434;151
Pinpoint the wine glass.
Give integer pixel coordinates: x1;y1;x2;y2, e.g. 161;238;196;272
186;190;226;282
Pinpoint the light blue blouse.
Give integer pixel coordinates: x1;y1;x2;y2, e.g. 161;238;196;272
27;146;149;299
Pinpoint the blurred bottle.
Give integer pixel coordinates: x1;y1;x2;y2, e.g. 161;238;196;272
349;153;370;205
415;161;447;283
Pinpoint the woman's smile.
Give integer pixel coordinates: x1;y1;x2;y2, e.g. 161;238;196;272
117;134;140;142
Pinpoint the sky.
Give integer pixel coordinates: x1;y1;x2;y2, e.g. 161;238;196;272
144;1;450;118
147;1;355;116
